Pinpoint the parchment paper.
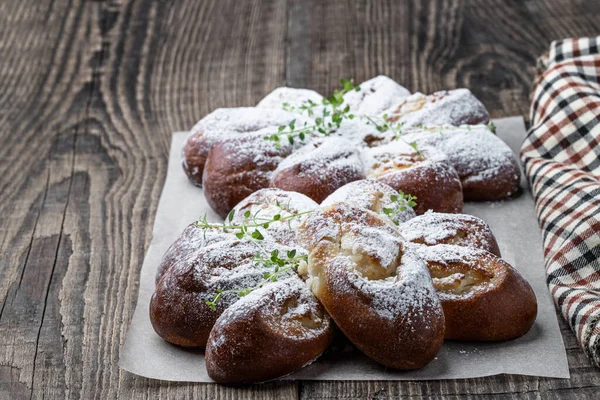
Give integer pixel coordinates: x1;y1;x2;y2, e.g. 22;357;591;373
119;117;570;381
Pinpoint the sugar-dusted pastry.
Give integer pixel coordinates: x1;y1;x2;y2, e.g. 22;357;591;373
365;141;463;214
343;75;411;115
202;130;294;218
155;223;230;284
403;125;521;200
230;188;319;246
384;89;490;127
182;108;302;186
206;277;333;383
297;203;445;369
271;137;366;203
150;238;299;347
321;179;416;225
399;212;501;256
257;87;324;110
414;244;537;341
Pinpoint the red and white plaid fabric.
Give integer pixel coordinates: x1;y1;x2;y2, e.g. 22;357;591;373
521;37;600;367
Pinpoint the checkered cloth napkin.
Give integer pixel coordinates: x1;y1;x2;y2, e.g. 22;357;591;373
521;37;600;367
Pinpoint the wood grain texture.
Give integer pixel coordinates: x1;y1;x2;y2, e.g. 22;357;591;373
0;0;598;399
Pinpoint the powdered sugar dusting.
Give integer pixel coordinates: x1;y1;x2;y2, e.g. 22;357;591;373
399;213;490;246
332;118;393;148
209;276;329;351
383;89;490;127
321;180;416;225
299;203;440;322
232;188;319;246
189;107;299;142
402;125;520;185
274;137;365;182
411;244;499;299
156;224;231;283
257;87;324;110
344;76;411;115
347;248;439;321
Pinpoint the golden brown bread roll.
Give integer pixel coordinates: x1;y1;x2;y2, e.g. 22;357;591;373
366;142;463;214
399;212;501;256
297;203;445;369
206;277;333;383
414;244;537;341
150;238;298;347
402;125;521;201
342;75;411;115
321;179;416;225
182;108;300;186
155;224;231;285
185;79;521;219
271;137;365;203
384;89;490;127
202;132;293;218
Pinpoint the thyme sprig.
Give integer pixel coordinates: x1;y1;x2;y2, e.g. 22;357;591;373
361;114;421;153
195;206;312;240
382;190;418;225
265;79;360;149
267;78;425;152
196;205;312;310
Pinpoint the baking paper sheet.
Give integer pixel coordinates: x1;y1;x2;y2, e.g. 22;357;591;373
119;117;570;381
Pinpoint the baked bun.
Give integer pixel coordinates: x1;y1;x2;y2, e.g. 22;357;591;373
384;89;490;127
155;223;230;284
297;203;445;369
399;212;501;256
414;244;537;341
150;238;298;347
321;179;416;225
202;131;293;218
184;77;522;218
206;277;333;383
271;137;365;203
230;188;319;246
403;125;521;200
182;108;300;186
366;142;463;214
257;87;324;110
342;75;410;115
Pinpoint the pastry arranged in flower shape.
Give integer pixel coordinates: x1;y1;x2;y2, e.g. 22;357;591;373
183;76;520;218
150;181;537;383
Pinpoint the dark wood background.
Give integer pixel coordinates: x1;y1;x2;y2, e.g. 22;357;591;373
1;0;599;398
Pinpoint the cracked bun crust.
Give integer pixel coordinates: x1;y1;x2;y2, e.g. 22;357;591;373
366;142;463;214
402;125;521;201
384;89;490;127
206;277;333;383
414;244;537;341
297;203;445;369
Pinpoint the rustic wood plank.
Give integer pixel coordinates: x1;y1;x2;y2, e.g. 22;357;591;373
0;1;97;399
70;0;294;398
0;0;599;399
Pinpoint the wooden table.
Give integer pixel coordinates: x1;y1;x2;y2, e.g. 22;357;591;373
1;0;599;398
